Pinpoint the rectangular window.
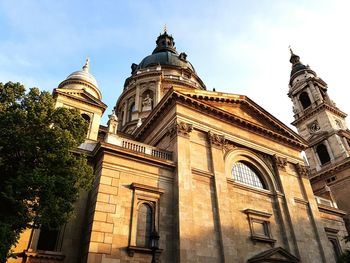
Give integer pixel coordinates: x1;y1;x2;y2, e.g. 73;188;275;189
244;209;276;244
325;227;342;261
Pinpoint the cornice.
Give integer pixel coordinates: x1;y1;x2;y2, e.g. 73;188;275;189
310;157;350;182
53;88;107;111
317;204;347;217
175;92;307;149
135;89;307;150
292;103;347;126
288;76;327;96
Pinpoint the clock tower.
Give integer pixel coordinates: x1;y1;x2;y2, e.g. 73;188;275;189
288;49;350;229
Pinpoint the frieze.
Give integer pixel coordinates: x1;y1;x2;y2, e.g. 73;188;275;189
295;163;310;178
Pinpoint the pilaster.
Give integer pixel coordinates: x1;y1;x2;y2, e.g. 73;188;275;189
170;120;195;262
207;131;234;262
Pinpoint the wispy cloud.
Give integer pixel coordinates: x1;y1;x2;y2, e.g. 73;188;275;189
0;0;349;127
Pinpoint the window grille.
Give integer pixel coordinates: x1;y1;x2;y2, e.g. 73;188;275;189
232;162;265;189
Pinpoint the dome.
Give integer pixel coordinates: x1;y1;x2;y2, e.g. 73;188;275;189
133;31;196;73
289;50;316;82
290;63;308;76
137;51;196;72
59;58;102;100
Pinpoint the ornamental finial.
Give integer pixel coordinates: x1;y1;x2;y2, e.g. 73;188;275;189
164;24;167;34
83;57;90;72
289;45;294;55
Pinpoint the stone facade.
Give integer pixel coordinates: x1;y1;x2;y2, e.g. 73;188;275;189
8;33;349;263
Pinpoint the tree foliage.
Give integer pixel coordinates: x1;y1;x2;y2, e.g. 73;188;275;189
0;82;93;262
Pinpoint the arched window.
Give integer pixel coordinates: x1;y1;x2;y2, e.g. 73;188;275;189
299;91;311;109
136;203;153;247
81;113;91;124
128;102;135;121
316;144;331;165
232;161;266;189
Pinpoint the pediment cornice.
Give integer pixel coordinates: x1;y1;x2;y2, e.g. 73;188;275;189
134;89;307;150
53;88;107;112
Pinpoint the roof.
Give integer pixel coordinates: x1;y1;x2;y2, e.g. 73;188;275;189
134;31;196;73
134;87;308;150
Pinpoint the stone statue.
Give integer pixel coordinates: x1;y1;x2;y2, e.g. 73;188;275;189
292;106;298;114
142;94;153;111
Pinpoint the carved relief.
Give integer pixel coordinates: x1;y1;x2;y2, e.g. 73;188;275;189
273;155;288;170
308;120;320;133
168;121;193;138
295;163;310;178
223;142;236;154
208;131;225;148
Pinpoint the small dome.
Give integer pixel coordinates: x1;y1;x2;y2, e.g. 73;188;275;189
59;58;102;100
134;31;196;73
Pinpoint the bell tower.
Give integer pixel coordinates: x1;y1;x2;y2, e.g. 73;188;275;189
288;49;350;228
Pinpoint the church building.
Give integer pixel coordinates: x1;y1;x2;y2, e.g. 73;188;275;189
8;31;350;263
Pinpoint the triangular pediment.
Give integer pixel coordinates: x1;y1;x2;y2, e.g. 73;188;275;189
173;88;307;147
307;131;328;143
248;247;299;262
54;88;107;112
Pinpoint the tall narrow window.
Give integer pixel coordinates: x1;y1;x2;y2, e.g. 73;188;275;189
136;203;153;248
299;91;311;109
316;144;331;165
232;162;266;189
36;227;59;251
329;238;341;261
128;102;135;121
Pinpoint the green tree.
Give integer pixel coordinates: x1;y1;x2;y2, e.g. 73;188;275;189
0;82;93;262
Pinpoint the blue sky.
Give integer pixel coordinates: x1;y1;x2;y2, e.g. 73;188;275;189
1;0;350;128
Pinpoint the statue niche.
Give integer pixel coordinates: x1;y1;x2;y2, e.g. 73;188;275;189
141;90;154;112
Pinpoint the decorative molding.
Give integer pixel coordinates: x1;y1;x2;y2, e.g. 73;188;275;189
294;197;309;206
135;90;307;150
295;163;310;178
130;183;165;194
223;142;236;154
243;209;272;218
273;154;288;170
310;158;350;183
127;246;162;257
168;121;193;138
243;209;276;245
208;131;226;148
227;178;273;197
292;103;347;126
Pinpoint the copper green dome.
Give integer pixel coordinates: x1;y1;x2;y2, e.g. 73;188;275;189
132;31;196;73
